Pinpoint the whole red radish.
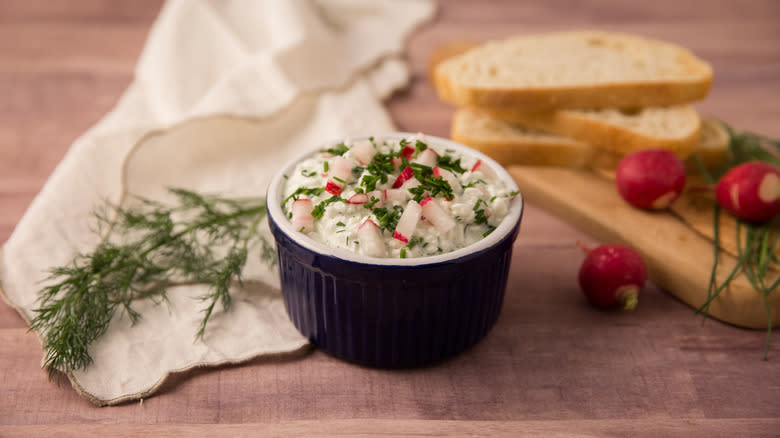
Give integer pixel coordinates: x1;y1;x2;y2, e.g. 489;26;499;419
616;149;687;210
715;161;780;223
577;242;647;310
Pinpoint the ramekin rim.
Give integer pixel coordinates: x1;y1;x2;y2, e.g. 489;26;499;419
266;133;523;267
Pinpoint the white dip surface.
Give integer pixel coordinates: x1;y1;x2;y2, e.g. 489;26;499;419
282;134;516;258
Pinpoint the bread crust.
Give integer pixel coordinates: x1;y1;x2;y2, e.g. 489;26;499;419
480;106;702;157
434;31;713;111
451;109;728;172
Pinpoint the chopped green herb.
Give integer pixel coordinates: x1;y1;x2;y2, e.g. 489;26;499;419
333;176;346;184
373;205;404;232
408;163;454;201
336;221;346;227
415;140;428;154
400;248;407;258
311;195;344;219
436;155;467;174
361;151;396;191
321;142;349;156
463;179;486;188
408;236;424;249
365;196;380;209
301;169;317;177
474;199;489;225
323;162;329;173
482;226;496;237
284;187;324;204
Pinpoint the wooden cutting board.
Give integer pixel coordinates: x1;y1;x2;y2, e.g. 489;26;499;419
508;165;779;329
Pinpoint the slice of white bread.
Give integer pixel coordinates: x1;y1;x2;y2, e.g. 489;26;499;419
479;105;702;158
451;107;729;171
434;31;713;111
451;107;596;168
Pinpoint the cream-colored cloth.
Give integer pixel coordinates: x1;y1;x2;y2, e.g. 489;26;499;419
0;0;435;406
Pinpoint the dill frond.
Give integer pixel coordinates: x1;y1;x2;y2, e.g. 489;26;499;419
29;188;276;378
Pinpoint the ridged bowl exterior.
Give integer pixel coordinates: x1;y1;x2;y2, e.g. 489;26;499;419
268;211;522;368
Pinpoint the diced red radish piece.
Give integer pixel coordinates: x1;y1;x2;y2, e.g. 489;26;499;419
471;159;497;179
347;193;369;204
291;199;314;232
391;156;403;170
330;156;354;183
325;180;343;196
358;219;386;257
420;196;456;233
401;145;415;160
392;166;414;188
393;200;421;244
715;161;780;223
433;166;461;196
367;190;385;207
414;148;438;167
352;140;376;165
400;177;421;190
384;188;409;203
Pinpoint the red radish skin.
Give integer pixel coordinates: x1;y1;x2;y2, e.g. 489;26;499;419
347;193;369;205
392;166;414;188
577;242;647;310
616;149;686;210
715;161;780;223
325;180;343;196
401;145;415;160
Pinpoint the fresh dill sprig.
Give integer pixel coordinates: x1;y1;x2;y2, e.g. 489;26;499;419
29;188;275;379
693;123;780;360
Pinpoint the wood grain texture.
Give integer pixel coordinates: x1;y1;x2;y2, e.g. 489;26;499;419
1;0;779;435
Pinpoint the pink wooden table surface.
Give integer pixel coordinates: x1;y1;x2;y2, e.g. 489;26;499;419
1;1;779;436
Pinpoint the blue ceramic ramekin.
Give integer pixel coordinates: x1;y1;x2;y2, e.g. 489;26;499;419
266;134;523;367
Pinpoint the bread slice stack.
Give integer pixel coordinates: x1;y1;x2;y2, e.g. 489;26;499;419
432;31;726;170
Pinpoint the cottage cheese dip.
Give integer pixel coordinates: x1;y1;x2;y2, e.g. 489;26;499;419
281;134;517;259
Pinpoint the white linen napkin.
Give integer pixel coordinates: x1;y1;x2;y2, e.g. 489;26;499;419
0;0;435;406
